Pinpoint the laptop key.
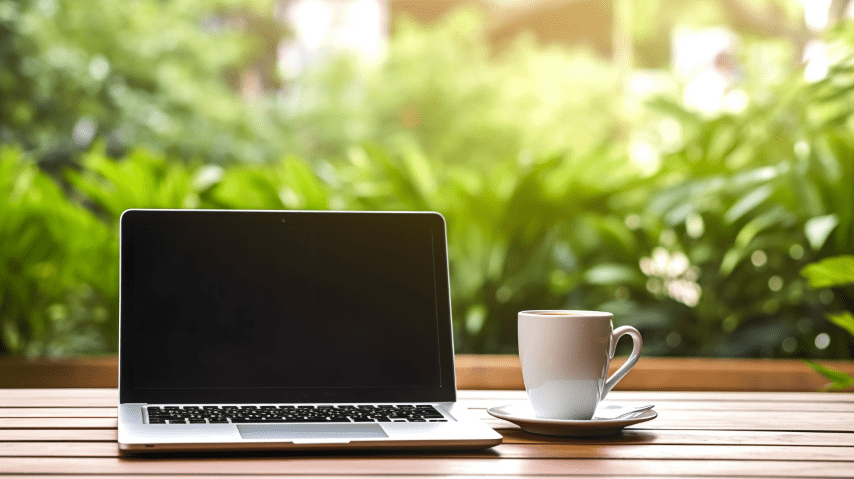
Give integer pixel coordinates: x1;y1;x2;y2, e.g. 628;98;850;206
150;404;447;425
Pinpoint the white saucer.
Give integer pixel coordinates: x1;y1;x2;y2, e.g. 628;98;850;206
487;403;657;437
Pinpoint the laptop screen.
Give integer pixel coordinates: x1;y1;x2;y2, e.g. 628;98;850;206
119;210;456;404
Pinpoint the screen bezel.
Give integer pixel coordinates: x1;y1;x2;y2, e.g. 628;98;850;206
118;209;457;404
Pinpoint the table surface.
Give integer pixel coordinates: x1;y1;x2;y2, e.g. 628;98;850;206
1;389;853;477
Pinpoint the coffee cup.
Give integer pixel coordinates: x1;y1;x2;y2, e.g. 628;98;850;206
518;310;642;420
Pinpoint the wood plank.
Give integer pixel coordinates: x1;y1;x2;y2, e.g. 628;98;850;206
0;477;760;479
0;429;117;441
4;401;853;419
0;408;116;418
455;355;854;391
0;442;118;457
0;397;118;408
480;408;854;432
482;409;854;432
5;402;849;420
2;408;852;432
0;388;117;398
3;457;854;477
1;428;851;448
5;428;854;448
6;401;853;419
2;442;853;461
3;356;854;391
497;429;854;447
0;418;117;429
0;358;117;388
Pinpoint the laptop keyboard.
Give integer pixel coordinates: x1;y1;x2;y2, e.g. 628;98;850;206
145;405;448;424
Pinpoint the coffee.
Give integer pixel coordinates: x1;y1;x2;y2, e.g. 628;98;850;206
527;311;582;315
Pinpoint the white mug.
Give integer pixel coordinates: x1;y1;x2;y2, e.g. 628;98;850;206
518;310;643;420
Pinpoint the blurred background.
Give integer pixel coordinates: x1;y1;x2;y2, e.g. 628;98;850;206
1;0;853;361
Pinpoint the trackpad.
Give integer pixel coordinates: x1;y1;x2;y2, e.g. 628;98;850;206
238;424;388;440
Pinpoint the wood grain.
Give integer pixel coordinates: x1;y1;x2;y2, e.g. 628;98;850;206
0;418;117;429
482;410;854;432
3;442;853;461
0;429;117;441
7;476;739;479
454;356;854;391
4;457;854;477
2;410;852;433
6;428;854;448
3;356;854;391
0;389;852;478
0;408;117;418
1;476;718;479
496;429;854;446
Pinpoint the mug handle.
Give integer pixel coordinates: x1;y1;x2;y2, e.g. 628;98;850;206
602;325;643;398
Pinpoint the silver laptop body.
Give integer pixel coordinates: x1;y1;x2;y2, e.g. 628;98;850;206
117;209;502;453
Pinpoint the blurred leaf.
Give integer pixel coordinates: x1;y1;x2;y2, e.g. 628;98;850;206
723;185;773;224
804;214;839;251
826;312;854;337
584;264;642;286
805;361;854;391
801;255;854;288
280;157;329;210
719;207;791;275
399;142;436;198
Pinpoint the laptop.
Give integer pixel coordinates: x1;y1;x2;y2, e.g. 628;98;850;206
117;209;502;453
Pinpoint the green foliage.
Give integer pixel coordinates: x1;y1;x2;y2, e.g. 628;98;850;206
805;360;854;390
0;146;117;355
802;254;854;389
802;256;854;289
0;0;288;163
67;147;202;217
826;312;854;338
204;158;330;211
3;4;854;361
285;10;625;166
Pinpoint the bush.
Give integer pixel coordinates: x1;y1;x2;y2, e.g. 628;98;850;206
0;147;117;355
282;10;626;166
0;0;288;164
2;8;854;359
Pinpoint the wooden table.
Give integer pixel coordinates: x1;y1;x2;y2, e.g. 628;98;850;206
1;388;853;477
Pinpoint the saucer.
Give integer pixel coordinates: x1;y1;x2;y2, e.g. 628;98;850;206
487;403;657;437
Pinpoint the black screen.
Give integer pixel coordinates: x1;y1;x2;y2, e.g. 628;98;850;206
119;211;453;404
